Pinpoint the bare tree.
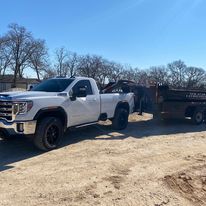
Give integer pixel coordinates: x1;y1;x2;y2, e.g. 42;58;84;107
78;55;101;79
120;67;149;85
135;70;149;85
107;62;124;82
65;52;79;77
0;36;12;75
185;67;206;89
96;59;111;86
29;39;49;80
54;47;68;77
43;67;57;79
4;23;37;87
121;66;135;81
89;55;104;81
167;60;187;88
148;66;169;85
2;23;206;90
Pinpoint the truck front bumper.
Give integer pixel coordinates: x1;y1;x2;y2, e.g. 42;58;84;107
0;120;37;135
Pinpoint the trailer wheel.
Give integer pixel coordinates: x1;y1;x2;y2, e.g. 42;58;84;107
192;110;204;125
33;117;63;151
112;108;129;130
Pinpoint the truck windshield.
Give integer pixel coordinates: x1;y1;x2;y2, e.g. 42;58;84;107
32;79;74;92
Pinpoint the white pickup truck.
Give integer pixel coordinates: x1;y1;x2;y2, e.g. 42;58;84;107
0;77;134;151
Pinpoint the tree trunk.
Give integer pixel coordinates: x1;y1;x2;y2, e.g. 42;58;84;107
36;67;40;80
13;64;20;88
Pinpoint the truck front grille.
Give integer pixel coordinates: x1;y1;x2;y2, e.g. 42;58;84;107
0;101;13;121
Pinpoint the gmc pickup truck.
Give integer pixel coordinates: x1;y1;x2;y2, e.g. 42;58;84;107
0;77;134;151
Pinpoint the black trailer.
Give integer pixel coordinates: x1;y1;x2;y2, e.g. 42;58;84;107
155;85;206;124
103;81;206;124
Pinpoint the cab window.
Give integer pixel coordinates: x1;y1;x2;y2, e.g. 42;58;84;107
72;80;93;95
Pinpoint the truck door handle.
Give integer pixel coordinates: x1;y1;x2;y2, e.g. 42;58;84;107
88;98;97;102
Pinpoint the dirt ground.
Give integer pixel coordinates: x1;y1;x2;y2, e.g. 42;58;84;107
0;113;206;206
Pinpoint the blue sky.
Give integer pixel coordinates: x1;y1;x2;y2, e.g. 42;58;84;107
0;0;206;72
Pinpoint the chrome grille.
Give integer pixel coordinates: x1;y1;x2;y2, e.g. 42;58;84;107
0;101;13;121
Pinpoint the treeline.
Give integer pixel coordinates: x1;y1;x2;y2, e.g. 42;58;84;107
0;23;206;89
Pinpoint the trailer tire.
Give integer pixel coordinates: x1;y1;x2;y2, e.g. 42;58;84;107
112;108;129;130
192;110;204;125
33;117;63;151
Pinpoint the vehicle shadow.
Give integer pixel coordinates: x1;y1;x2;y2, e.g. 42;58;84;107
62;118;206;144
0;136;42;172
0;117;205;172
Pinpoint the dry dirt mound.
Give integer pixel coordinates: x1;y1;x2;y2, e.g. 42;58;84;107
164;161;206;206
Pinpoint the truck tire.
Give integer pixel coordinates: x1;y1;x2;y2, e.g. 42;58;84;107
33;117;63;151
192;110;204;125
112;108;129;130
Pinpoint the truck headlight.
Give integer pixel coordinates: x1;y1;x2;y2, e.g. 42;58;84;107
14;101;33;115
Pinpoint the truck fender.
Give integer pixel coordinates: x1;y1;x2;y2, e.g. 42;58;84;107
33;107;68;131
114;101;130;116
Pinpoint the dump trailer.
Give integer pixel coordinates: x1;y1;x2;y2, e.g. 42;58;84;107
103;81;206;124
154;85;206;124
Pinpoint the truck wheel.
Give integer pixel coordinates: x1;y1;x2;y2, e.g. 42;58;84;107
192;110;204;125
112;108;129;130
33;117;63;151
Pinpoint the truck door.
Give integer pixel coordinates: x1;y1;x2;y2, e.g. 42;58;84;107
68;80;100;126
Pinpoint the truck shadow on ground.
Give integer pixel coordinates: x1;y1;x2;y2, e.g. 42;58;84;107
63;118;206;144
0;117;205;172
0;137;42;172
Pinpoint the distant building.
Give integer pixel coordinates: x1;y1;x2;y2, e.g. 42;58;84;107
0;75;40;92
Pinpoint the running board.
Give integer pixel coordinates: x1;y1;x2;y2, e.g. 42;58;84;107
75;121;98;128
